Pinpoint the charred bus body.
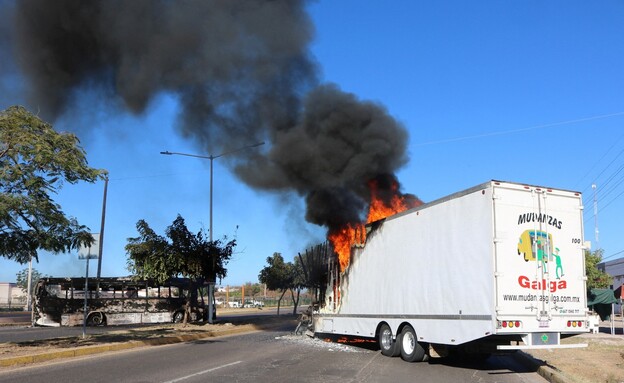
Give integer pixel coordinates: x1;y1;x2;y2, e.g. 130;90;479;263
33;276;214;326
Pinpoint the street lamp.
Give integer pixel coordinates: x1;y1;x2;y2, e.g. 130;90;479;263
160;141;264;324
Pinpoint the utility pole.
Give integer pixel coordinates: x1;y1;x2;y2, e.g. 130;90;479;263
97;173;109;281
26;256;32;314
592;183;599;248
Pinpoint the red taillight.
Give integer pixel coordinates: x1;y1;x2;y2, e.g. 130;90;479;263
500;320;522;329
566;320;584;328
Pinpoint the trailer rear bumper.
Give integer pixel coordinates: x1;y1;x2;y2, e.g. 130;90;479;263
496;331;588;350
497;343;587;350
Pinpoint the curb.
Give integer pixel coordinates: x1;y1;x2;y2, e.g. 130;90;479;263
0;321;287;368
0;322;30;327
513;351;572;383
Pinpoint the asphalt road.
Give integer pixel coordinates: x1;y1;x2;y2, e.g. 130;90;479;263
0;307;283;343
0;311;30;324
0;324;547;383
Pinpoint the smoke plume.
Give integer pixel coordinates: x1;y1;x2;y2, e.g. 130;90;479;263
4;0;417;232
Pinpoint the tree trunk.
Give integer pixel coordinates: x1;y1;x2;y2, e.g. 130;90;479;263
183;280;198;327
291;288;301;315
276;289;287;315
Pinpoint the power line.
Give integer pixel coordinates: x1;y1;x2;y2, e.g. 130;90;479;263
582;170;624;222
599;187;624;213
580;134;624;225
597;168;624;202
602;249;624;262
109;171;210;182
580;146;624;196
575;132;624;191
414;111;624;147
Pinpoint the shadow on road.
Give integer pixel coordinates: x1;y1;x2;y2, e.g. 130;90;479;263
317;333;542;377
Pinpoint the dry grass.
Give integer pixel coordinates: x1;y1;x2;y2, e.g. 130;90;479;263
526;335;624;383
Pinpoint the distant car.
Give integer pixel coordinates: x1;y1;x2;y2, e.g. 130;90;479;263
244;300;264;308
228;301;240;308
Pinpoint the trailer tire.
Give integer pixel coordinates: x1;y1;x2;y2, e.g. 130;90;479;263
399;325;427;362
378;323;400;357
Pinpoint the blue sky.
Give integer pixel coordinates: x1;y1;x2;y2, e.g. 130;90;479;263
1;1;624;285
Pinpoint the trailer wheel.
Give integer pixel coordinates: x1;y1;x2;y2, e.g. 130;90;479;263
399;325;427;362
378;324;400;357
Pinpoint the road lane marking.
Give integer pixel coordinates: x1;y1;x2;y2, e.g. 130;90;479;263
163;361;242;382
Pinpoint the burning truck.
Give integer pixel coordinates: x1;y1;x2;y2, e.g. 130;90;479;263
1;3;591;360
311;180;589;362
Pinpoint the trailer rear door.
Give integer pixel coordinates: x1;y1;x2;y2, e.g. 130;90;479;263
491;182;587;333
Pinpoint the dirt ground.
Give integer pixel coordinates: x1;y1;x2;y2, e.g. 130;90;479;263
0;322;237;360
1;316;623;383
524;326;624;383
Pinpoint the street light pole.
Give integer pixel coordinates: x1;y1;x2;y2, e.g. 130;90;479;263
96;173;109;285
210;157;213;244
160;141;264;324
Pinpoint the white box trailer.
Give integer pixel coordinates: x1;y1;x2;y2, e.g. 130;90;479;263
313;180;589;362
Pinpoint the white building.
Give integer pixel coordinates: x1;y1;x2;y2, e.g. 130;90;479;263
598;257;624;314
0;282;27;309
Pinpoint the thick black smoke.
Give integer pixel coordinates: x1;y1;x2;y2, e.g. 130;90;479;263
238;84;411;228
5;0;416;232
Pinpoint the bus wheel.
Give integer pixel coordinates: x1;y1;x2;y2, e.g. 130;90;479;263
399;325;427;362
379;323;400;357
87;312;105;326
173;311;184;323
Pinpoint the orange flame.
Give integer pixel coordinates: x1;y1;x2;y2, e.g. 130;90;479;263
329;180;421;272
328;223;365;271
337;336;376;344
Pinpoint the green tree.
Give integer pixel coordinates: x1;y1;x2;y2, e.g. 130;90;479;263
15;267;46;293
585;249;612;290
250;283;262;299
0;105;104;264
258;253;293;315
243;282;262;305
125;215;236;323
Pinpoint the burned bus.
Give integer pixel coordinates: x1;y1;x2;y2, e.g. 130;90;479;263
33;276;214;326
